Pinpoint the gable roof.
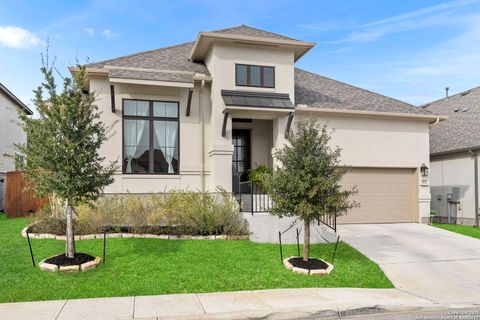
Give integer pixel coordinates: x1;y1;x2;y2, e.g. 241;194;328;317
0;82;33;115
294;68;433;116
424;86;480;155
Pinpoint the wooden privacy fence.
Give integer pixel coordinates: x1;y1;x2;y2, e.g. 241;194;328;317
6;171;48;218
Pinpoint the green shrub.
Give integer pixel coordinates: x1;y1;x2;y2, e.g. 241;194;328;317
31;189;248;236
248;165;272;191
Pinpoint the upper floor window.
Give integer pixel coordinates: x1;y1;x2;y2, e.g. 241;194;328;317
236;64;275;88
123;99;179;175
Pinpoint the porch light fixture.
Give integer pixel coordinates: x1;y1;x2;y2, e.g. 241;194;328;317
420;163;429;177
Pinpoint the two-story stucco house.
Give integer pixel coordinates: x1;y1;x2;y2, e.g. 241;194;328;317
0;83;33;211
79;25;442;228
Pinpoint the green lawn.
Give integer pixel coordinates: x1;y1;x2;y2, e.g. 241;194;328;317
433;223;480;239
0;214;392;303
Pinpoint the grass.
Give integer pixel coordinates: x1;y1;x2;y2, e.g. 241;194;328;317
433;223;480;239
0;214;392;303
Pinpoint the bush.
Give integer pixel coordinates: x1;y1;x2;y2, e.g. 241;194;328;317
31;189;249;236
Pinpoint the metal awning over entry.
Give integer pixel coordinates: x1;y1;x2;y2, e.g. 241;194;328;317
220;90;295;137
221;90;294;109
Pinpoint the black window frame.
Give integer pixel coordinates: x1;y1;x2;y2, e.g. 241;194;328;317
122;98;180;175
235;64;275;88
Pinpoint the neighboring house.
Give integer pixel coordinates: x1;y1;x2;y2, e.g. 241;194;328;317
424;87;480;226
79;25;441;227
0;82;33;211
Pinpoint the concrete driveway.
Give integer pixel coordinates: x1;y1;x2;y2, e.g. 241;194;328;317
338;223;480;306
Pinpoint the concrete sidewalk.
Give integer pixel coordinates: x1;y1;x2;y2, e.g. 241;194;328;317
0;288;441;320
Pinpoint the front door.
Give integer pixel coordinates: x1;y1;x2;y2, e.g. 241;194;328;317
232;129;251;193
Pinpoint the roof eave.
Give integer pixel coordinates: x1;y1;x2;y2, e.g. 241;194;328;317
295;105;447;122
431;146;480;157
190;32;315;62
0;83;33;115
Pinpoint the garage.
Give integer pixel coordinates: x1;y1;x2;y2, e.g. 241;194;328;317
338;168;417;224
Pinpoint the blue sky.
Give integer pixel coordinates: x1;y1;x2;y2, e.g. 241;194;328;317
1;0;480;113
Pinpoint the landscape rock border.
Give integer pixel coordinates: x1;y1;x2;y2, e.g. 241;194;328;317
21;227;249;241
39;256;101;273
283;256;334;276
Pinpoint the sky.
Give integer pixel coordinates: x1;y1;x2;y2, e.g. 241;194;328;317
1;0;480;113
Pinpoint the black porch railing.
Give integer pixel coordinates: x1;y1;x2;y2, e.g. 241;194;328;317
236;180;272;213
233;166;336;231
232;166;272;213
318;213;337;232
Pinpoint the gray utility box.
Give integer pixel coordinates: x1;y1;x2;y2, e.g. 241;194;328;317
447;187;461;203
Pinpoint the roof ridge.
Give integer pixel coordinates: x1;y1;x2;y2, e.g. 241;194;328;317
87;41;195;67
295;67;427;112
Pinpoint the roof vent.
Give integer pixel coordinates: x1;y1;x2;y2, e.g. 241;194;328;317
445;87;450;98
462;107;470;112
453;108;459;112
461;90;471;96
421;103;430;108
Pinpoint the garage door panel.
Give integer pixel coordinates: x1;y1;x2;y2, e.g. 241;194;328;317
338;168;416;224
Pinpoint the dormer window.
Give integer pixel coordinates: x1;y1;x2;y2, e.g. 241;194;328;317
236;64;275;88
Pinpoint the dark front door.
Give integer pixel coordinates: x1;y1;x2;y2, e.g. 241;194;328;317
232;129;251;193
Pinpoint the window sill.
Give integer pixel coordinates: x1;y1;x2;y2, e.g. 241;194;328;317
120;174;181;179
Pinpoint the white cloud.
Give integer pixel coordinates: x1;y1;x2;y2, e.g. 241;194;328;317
0;26;40;49
332;0;480;44
84;28;95;37
101;29;114;38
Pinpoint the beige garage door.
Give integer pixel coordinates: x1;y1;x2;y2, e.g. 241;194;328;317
338;168;416;224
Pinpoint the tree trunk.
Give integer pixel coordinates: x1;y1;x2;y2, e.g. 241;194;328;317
65;199;75;259
303;220;310;261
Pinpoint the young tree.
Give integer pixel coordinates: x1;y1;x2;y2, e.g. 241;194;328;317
15;57;117;258
266;119;357;261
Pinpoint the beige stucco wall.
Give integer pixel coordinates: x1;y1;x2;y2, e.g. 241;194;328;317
295;112;431;222
430;152;478;225
89;38;432;225
203;42;295;191
90;76;212;193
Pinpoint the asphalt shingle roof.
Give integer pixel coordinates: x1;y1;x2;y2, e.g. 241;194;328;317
209;25;301;41
294;68;432;115
88;41;208;76
424;87;480;155
87;25;435;117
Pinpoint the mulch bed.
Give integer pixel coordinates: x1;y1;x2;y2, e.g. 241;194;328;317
44;253;95;267
288;257;329;270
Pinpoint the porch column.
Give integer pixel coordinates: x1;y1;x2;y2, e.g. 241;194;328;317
272;115;289;168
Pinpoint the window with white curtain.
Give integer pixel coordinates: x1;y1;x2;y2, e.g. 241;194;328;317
123;99;179;174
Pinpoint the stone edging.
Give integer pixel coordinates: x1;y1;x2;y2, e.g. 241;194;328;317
283;256;334;276
21;227;249;241
39;256;101;273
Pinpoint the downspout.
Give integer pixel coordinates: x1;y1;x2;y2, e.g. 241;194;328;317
200;80;206;193
429;117;440;127
469;149;479;227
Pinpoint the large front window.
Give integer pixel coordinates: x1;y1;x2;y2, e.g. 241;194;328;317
123;99;179;174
